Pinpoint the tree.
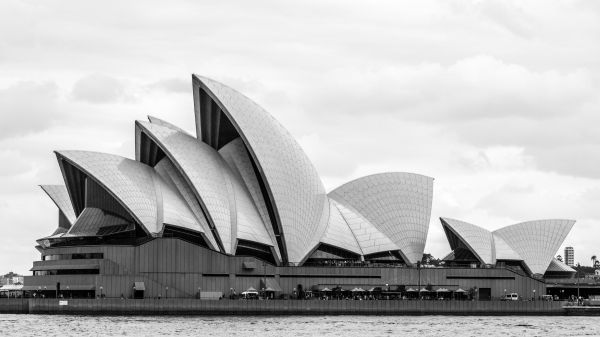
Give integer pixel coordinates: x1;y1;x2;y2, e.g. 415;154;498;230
556;255;563;262
592;255;597;268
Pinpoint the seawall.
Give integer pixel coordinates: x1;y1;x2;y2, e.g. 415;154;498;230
0;299;567;315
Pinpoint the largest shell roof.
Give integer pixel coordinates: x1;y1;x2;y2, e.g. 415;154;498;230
40;74;436;266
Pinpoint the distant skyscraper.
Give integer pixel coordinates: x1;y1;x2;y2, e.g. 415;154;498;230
565;246;575;267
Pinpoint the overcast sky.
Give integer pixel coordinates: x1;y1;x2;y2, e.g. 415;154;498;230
1;0;599;274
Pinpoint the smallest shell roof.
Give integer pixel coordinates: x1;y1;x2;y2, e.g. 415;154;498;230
40;185;77;225
546;258;576;273
439;217;575;275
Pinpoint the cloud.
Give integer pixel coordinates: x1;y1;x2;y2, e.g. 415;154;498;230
71;74;131;103
1;0;600;272
0;81;61;140
147;78;190;94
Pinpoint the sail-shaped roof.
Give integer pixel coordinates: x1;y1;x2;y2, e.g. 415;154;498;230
329;173;433;265
193;75;329;263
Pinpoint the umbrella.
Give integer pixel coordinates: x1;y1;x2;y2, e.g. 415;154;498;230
436;288;449;292
406;288;417;292
351;288;365;292
419;288;429;292
321;287;332;292
455;288;466;293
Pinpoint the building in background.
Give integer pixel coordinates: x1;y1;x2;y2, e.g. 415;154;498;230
1;272;24;285
24;75;576;301
565;246;575;266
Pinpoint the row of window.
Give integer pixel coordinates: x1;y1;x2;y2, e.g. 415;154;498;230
33;269;99;276
42;253;103;261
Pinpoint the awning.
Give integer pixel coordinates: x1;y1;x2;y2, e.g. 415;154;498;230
133;282;145;291
260;278;282;292
63;285;96;291
351;288;365;292
30;264;99;271
455;288;467;293
406;288;417;292
0;284;23;291
22;285;57;291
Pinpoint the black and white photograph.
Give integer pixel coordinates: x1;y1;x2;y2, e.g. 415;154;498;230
0;0;599;336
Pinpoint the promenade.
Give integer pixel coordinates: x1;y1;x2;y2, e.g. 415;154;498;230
0;298;566;315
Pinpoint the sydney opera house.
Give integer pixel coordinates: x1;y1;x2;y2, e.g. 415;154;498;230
24;75;576;300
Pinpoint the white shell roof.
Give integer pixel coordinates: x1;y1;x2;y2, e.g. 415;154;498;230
493;219;575;275
40;185;77;225
319;199;362;256
440;218;495;265
333;200;399;256
329;173;434;265
194;75;329;263
67;207;130;236
440;217;575;275
492;234;522;261
154;158;218;250
137;121;234;252
56;150;201;235
138;121;275;254
220;138;280;258
546;258;576;273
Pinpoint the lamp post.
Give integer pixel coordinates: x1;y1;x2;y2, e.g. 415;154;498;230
263;261;267;298
417;261;421;300
66;286;70;299
504;289;507;300
198;287;201;300
533;289;536;301
99;286;103;299
44;286;47;298
576;263;581;302
165;286;169;299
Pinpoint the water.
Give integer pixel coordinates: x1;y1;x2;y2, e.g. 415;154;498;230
0;315;597;337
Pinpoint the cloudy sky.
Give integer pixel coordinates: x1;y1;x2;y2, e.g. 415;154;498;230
1;0;599;274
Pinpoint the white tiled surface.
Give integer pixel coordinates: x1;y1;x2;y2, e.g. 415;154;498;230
493;219;575;275
492;234;522;261
220;138;281;259
40;185;76;225
333;200;399;256
147;115;189;134
154;161;204;237
441;217;495;264
138;121;234;252
67;207;129;236
320;199;362;255
141;121;275;255
154;157;218;250
196;75;329;263
57;150;161;233
329;173;433;265
440;217;575;275
546;257;576;273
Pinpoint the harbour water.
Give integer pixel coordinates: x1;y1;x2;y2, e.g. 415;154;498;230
0;314;598;337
